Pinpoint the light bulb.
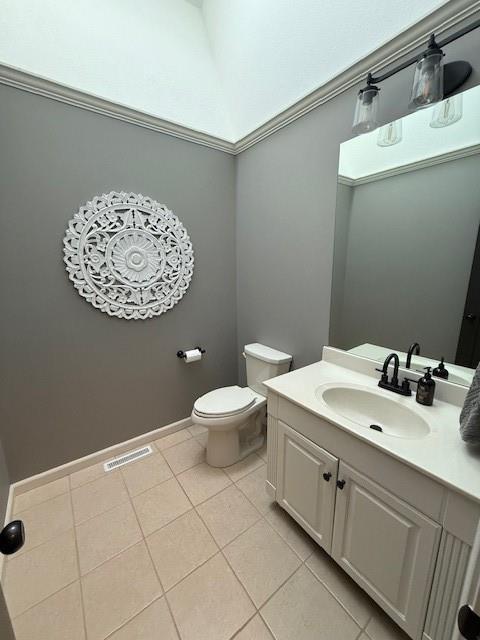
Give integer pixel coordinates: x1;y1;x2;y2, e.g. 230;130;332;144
430;94;463;128
377;119;403;147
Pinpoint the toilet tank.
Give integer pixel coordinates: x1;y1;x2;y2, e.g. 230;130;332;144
244;343;292;396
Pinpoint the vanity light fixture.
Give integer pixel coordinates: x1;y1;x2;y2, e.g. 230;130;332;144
352;74;380;135
430;93;463;128
352;17;479;134
377;119;402;147
409;34;444;110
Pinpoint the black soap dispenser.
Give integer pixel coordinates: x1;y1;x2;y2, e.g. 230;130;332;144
416;367;435;406
433;357;449;380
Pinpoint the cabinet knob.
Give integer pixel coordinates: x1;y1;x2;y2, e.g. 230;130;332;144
336;479;346;490
323;472;332;482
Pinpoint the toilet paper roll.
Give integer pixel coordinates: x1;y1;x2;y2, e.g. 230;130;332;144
184;348;203;363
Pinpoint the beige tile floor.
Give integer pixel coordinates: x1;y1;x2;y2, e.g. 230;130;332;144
2;427;410;640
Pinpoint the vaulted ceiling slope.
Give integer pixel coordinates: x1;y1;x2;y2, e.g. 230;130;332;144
0;0;451;143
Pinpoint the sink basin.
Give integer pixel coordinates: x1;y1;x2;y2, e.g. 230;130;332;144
316;384;431;439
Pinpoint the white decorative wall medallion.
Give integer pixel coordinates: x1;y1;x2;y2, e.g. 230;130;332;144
63;192;194;319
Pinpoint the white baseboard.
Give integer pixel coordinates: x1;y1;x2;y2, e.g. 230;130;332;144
265;480;276;499
0;485;15;581
10;416;192;501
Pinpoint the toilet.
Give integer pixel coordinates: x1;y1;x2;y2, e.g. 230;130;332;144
192;343;292;467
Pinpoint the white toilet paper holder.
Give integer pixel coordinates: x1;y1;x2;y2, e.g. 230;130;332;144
177;347;206;359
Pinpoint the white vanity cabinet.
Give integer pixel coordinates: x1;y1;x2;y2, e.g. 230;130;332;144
276;421;338;552
267;392;480;640
332;462;440;638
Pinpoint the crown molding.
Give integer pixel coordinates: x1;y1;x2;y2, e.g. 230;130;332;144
338;176;356;187
234;0;480;153
0;0;478;156
0;63;236;154
338;142;480;186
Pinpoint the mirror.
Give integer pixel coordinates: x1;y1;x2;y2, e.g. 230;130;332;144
330;85;480;387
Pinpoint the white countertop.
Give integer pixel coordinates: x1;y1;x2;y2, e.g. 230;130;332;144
264;349;480;504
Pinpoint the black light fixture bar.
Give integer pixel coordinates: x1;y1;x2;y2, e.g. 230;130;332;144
368;17;480;85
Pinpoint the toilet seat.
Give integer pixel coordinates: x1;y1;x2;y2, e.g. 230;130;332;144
193;385;257;418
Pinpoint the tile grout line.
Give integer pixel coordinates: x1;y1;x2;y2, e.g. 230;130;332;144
218;546;260;618
102;595;166;640
12;486;72;521
116;464;183;640
73;492;132;528
119;451;174;499
5;486;80;621
161;439;206;477
256;557;358;639
228;610;261;639
261;511;315;563
249;529;365;639
68;482;89;640
12;484;71;517
302;561;365;635
89;468;170;640
194;501;263;551
158;462;262;632
225;463;372;636
10;576;81;623
70;468;122;493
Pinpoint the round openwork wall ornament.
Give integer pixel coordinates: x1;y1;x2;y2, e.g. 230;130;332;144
63;192;194;319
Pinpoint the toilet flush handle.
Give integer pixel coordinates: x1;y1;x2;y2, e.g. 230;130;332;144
242;352;246;359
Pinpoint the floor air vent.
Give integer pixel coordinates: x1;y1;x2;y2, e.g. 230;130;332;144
103;445;153;472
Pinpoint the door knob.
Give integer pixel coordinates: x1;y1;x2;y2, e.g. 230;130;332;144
336;479;346;490
0;520;25;555
323;472;332;482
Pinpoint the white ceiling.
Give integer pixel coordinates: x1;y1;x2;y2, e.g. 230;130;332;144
0;0;449;142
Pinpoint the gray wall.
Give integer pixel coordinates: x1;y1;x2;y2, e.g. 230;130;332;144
236;26;480;379
329;182;353;348
0;85;237;481
0;440;9;524
332;155;480;362
0;589;14;640
0;441;14;640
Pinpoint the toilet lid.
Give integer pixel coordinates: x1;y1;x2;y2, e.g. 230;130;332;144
194;386;256;417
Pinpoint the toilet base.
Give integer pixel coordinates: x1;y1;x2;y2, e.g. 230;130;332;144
207;410;266;467
206;431;264;467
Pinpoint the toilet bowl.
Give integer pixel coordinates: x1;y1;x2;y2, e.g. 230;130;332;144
191;343;292;467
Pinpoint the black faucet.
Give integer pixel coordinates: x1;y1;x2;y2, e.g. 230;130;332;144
406;342;420;369
376;352;412;396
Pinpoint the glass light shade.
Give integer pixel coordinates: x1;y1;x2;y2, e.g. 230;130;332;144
409;50;443;110
352;87;379;135
430;93;463;128
377;119;403;147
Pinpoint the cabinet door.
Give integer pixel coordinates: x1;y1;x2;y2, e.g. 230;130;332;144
276;421;338;553
332;462;441;640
